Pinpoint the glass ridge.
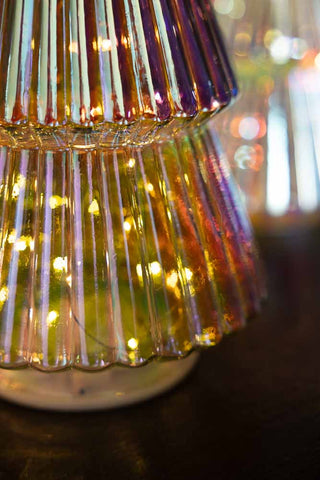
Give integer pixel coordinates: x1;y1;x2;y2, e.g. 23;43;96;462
0;0;237;145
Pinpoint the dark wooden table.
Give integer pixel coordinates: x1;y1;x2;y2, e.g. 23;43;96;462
1;225;320;480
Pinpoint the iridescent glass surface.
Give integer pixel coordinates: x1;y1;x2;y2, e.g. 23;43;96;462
0;1;262;389
0;125;262;370
0;0;237;145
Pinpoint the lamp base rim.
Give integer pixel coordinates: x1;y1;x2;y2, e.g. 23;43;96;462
0;352;199;411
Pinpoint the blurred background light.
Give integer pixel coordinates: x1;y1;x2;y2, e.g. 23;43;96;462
213;0;320;231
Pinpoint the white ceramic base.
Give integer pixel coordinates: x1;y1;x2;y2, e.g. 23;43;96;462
0;353;199;411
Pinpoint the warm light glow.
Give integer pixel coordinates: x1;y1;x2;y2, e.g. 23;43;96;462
47;310;59;326
80;106;87;123
14;238;27;251
121;35;128;47
66;275;72;287
9;235;34;251
88;199;100;215
90;105;103;118
315;53;320;69
12;184;20;198
185;268;193;281
93;37;112;52
69;41;78;54
49;195;67;209
136;264;143;278
195;328;216;345
150;261;161;276
0;286;9;304
53;256;68;273
123;220;132;233
136;262;162;279
8;230;16;244
166;271;178;289
128;337;139;350
128;158;135;168
146;183;154;193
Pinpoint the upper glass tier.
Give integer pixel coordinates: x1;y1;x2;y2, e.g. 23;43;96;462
0;0;237;146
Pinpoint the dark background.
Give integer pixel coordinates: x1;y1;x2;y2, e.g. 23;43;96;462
1;226;320;480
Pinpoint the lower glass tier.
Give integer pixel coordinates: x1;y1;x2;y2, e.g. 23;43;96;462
0;125;263;371
0;352;199;411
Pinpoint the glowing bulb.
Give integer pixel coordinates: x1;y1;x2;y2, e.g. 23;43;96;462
136;264;143;278
88;199;100;215
150;261;161;276
128;158;135;168
0;286;9;304
90;105;102;117
47;310;58;326
185;268;193;281
53;256;68;273
49;195;66;209
128;338;139;350
12;184;20;198
7;230;16;244
14;238;27;251
124;220;132;233
166;271;178;289
94;37;112;52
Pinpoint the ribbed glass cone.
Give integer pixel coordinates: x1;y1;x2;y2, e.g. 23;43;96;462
0;124;262;372
213;0;320;231
0;0;237;145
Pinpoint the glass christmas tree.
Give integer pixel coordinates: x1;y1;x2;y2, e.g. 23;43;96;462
0;0;262;409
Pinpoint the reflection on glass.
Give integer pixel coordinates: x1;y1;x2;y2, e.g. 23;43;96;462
0;0;237;145
213;0;320;230
0;125;263;371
